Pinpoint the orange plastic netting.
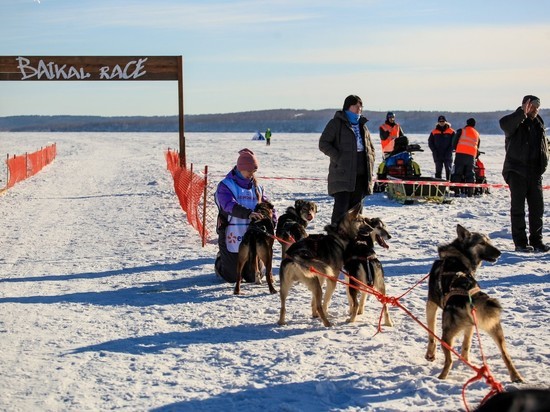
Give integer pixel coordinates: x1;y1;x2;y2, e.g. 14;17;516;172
6;144;57;188
165;150;209;243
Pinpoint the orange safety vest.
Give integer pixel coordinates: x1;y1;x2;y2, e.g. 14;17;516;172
430;127;455;136
380;123;401;153
455;126;479;157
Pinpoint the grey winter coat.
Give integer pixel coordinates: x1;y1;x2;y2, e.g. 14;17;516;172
319;110;376;196
500;107;549;181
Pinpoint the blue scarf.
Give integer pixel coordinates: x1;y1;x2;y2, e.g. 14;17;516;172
345;110;361;125
345;111;364;151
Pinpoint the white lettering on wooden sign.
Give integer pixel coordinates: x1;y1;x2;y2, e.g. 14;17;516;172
15;56;149;80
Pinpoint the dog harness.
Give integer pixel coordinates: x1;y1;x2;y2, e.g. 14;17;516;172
436;261;481;308
345;253;377;262
441;281;481;308
345;253;378;286
288;233;346;263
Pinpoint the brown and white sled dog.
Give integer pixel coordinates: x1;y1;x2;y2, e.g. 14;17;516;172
235;201;276;295
277;204;372;327
344;217;393;325
425;224;523;383
275;199;318;257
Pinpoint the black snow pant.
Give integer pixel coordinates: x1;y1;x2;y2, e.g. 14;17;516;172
215;227;256;283
451;153;475;196
434;156;453;180
506;172;544;248
331;152;369;224
331;175;368;225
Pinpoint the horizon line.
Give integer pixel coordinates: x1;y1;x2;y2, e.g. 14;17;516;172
1;107;535;118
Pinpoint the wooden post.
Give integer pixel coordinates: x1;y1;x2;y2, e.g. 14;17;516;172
177;56;186;168
202;165;208;247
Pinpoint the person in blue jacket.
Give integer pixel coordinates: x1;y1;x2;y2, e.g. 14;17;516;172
214;148;277;282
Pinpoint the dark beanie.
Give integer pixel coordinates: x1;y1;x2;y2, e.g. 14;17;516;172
522;95;541;106
466;118;476;127
438;115;446;122
237;148;259;172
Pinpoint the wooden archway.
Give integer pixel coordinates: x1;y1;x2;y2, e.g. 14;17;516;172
0;55;186;166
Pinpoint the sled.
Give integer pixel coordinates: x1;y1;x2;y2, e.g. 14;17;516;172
375;136;451;204
385;176;452;205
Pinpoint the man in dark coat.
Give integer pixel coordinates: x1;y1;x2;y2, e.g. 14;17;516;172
428;115;455;180
319;95;376;224
500;95;549;253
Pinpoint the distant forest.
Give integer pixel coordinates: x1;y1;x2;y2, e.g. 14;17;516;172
1;108;548;135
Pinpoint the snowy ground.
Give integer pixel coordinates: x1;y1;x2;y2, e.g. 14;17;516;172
0;131;548;412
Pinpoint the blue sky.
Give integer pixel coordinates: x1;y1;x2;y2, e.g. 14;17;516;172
1;0;550;116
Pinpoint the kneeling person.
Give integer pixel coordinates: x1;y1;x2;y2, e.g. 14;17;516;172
214;148;277;282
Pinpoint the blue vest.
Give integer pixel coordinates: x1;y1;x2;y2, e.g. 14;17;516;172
216;177;263;253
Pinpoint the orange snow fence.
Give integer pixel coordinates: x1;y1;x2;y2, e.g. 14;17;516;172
165;149;210;246
5;143;57;189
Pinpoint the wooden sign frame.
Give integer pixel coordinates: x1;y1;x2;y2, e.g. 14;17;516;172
0;55;186;166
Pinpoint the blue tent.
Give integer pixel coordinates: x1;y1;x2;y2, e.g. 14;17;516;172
252;131;265;140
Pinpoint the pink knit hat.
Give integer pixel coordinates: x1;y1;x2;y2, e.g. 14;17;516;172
236;148;259;172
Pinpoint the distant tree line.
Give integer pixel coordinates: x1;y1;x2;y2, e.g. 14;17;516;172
1;109;548;134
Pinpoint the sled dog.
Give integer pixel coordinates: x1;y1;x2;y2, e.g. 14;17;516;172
425;224;523;382
474;388;550;412
235;201;276;295
275;199;318;257
344;217;393;325
277;204;372;327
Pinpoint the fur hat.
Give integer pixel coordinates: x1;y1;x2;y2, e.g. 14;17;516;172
466;118;476;127
237;148;259;172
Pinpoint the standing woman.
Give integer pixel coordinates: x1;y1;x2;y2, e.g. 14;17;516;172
319;95;376;224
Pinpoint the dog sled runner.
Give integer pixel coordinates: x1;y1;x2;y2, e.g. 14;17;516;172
385;176;452;205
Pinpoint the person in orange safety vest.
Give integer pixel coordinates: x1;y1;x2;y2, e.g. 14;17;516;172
379;112;404;158
450;118;480;196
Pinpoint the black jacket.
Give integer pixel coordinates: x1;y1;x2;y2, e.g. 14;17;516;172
500;107;549;181
428;123;455;161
